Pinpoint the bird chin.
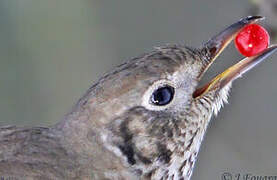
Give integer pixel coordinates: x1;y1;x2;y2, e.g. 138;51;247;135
211;81;232;116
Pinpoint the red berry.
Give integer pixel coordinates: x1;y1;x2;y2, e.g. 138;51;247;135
235;24;270;57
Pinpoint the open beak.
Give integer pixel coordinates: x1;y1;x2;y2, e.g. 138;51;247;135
193;16;277;98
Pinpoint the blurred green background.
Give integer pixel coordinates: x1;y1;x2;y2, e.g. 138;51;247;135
0;0;276;179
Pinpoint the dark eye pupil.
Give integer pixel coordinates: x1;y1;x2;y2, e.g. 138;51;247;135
151;86;174;106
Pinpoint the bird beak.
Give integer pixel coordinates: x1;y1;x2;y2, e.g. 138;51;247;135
193;45;277;98
193;16;277;98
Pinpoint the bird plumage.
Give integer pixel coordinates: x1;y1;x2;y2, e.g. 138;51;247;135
0;16;275;180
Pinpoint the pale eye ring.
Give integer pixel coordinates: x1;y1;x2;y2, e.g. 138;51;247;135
151;85;175;106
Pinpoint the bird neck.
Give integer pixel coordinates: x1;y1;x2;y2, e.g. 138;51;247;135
54;90;217;180
54;94;140;179
54;99;94;156
150;95;215;180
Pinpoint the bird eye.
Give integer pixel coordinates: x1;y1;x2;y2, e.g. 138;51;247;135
151;86;175;106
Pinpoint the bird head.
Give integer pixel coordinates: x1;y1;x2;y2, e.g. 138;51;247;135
59;16;277;179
